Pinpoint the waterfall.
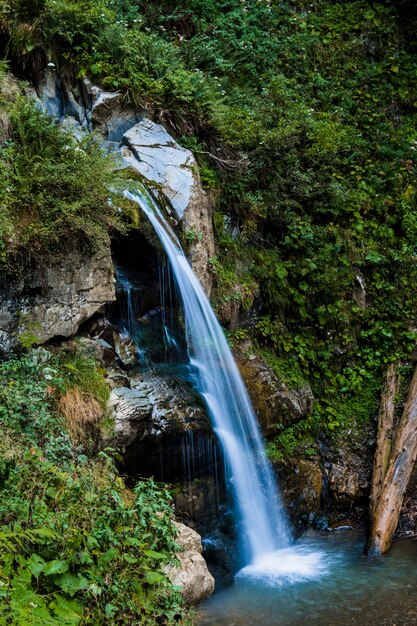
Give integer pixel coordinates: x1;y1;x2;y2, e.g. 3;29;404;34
125;188;291;566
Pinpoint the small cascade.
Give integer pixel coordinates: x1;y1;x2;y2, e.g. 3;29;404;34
114;267;146;365
115;267;138;338
125;188;291;568
159;261;182;361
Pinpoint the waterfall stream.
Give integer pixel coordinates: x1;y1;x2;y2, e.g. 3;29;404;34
125;187;324;580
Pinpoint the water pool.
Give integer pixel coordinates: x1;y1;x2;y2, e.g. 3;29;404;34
200;531;417;626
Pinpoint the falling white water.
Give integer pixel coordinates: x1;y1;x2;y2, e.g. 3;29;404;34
126;187;325;579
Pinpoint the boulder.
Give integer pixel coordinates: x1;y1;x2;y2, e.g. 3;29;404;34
107;373;212;479
0;246;115;352
328;461;361;508
109;375;208;446
165;522;214;605
327;450;371;509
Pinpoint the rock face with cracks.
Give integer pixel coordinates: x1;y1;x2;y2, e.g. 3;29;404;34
0;247;115;353
236;345;314;435
122;119;196;221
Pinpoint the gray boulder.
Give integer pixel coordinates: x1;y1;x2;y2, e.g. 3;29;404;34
108;374;209;448
165;522;215;605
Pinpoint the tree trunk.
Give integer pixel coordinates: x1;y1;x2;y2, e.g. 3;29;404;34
369;363;399;520
366;365;417;555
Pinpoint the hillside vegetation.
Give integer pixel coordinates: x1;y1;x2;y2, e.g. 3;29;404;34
0;0;417;618
4;0;415;451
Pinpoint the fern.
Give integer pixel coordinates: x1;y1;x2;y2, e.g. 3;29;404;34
0;527;58;554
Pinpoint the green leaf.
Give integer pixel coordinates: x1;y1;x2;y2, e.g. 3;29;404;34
275;265;288;280
105;603;119;617
54;573;87;596
123;554;137;564
44;560;69;576
145;571;166;585
27;553;46;577
99;547;119;564
143;550;166;560
49;594;83;624
46;487;58;499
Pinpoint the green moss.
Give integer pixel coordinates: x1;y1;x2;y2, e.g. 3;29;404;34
261;351;306;390
266;419;317;463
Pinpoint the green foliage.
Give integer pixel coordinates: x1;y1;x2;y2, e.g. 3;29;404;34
59;348;110;411
0;94;126;267
266;419;317;463
0;350;75;464
261;351;306;391
0;350;187;624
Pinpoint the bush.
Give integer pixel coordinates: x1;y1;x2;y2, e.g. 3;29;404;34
0;90;127;267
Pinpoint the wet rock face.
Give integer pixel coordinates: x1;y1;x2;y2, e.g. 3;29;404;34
0;247;115;352
236;348;314;435
165;522;215;605
107;371;215;481
327;451;370;509
280;459;323;533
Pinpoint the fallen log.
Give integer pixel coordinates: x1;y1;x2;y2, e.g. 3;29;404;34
366;364;417;555
369;363;399;520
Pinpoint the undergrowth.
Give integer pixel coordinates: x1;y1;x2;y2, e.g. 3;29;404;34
0;349;188;625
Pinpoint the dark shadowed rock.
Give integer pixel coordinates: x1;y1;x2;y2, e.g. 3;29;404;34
280;458;323;532
327;449;371;510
